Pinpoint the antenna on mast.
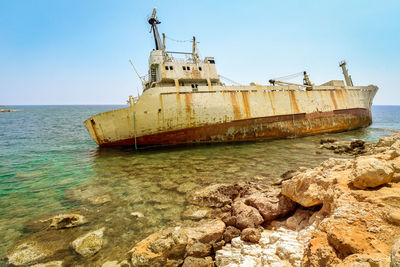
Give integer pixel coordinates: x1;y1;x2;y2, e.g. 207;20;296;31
148;7;163;50
129;59;146;88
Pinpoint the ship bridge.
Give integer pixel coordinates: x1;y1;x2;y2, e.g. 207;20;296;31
144;7;220;90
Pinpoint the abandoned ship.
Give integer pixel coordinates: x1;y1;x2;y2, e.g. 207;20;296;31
84;8;378;148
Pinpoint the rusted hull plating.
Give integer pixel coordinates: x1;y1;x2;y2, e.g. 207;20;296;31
99;108;371;147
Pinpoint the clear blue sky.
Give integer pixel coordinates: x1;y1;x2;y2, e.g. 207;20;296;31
0;0;399;105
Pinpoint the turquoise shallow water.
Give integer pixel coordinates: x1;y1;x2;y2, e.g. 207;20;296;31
0;105;399;264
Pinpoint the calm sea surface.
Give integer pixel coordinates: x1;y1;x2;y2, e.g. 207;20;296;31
0;105;399;264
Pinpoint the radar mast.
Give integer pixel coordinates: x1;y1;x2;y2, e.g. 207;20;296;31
148;7;163;50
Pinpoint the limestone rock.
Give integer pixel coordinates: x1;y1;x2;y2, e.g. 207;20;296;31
282;168;332;207
42;213;86;229
392;238;400;267
221;214;236;227
182;256;214;267
71;228;105;257
223;226;241;243
130;219;225;266
187;184;241;208
243;188;296;221
377;133;400;147
185;242;212;258
304;231;341;267
352;157;394;189
342;253;390;267
31;261;63;267
184;219;226;244
231;200;263;229
286;208;313;231
240;228;261;243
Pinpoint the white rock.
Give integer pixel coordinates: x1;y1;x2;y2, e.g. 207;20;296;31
130;212;144;218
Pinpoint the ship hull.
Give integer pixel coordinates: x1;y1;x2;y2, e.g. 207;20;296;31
84;85;378;148
98;108;371;147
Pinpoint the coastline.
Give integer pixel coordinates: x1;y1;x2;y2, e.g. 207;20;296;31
5;133;400;266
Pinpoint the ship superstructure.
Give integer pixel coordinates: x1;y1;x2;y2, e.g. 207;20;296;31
84;8;378;147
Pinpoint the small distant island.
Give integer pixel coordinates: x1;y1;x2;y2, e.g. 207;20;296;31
0;106;16;112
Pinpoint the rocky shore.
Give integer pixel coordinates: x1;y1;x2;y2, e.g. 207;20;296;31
5;133;400;266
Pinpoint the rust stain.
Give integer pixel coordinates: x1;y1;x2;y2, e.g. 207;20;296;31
191;69;201;79
207;78;212;91
241;91;251;118
289;91;300;113
184;93;192;115
90;119;102;145
161;63;166;79
229;92;242;120
174;79;180;92
330;90;338;109
267;91;276;114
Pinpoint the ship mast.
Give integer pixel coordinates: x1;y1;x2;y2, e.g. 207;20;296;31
148;7;163;50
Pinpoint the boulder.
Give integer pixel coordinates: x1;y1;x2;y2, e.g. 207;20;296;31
71;228;105;257
281;168;332;207
42;213;86;229
243;188;296;221
352;157;394;189
231;200;263;229
221;214;236;227
392;238;400;267
130;219;225;266
223;226;241;243
182;256;214;267
240;228;261;243
7;230;74;266
184;219;226;244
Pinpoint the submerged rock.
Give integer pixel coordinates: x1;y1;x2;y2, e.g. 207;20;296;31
71;227;105;257
31;261;63;267
42;213;87;229
187;184;242;207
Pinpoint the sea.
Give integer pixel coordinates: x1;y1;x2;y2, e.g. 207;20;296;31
0;105;399;264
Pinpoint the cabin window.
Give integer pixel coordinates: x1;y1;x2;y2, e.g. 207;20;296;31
165;66;168;70
199;67;202;71
183;66;186;70
170;66;173;70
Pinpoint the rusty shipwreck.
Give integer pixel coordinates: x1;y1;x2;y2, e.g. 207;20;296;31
84;8;378;148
